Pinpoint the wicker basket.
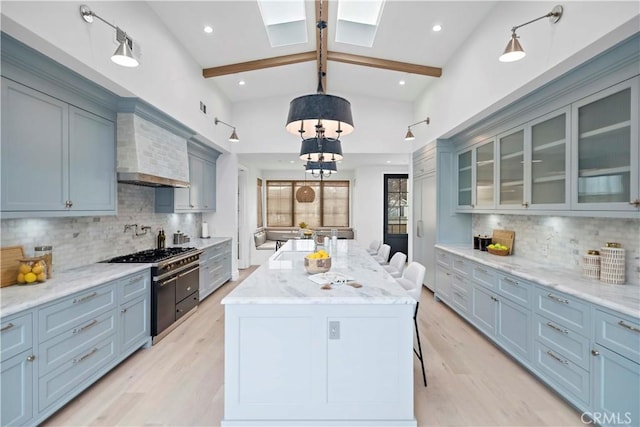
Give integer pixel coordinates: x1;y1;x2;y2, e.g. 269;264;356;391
487;247;509;256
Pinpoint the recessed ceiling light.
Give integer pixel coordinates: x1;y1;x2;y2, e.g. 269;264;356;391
398;80;406;86
386;160;391;164
289;160;295;163
238;80;246;86
432;24;442;32
203;25;213;34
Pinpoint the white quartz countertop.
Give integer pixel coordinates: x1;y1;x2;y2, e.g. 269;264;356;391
222;240;415;305
0;236;232;318
436;244;640;319
0;263;150;318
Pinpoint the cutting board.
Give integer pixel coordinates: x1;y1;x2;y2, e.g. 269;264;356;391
1;246;25;287
492;230;515;255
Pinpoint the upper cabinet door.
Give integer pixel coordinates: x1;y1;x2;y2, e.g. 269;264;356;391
457;149;473;210
475;139;496;209
68;106;116;212
202;159;216;211
529;108;571;209
498;128;526;208
571;77;639;211
1;78;69;212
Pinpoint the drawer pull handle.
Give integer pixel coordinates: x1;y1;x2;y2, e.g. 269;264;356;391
73;292;98;304
546;322;568;334
74;347;98;364
618;321;640;333
591;349;600;356
546;350;569;365
445;272;452;276
547;293;569;304
73;319;98;334
476;267;488;274
26;354;36;362
490;296;498;302
504;278;518;286
127;277;142;285
121;308;127;314
1;322;15;332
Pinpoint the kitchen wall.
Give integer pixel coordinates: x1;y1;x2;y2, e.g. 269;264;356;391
473;214;640;285
0;185;201;273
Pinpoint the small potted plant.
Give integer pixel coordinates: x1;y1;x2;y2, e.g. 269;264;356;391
299;221;313;239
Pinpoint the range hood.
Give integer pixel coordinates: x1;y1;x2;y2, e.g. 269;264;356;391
116;112;191;188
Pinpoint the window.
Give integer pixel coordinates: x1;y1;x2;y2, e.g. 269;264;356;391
266;180;350;227
257;178;263;228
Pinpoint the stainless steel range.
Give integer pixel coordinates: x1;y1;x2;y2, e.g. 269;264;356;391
106;247;202;343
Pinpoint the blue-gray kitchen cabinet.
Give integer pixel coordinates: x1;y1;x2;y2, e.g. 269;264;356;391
199;240;232;301
591;309;640;427
1;77;116;218
1;311;35;427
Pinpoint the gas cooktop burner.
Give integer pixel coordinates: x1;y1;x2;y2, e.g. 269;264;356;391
107;247;197;264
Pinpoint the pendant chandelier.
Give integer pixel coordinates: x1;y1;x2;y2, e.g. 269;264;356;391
296;166;316;203
286;0;353;171
306;160;337;178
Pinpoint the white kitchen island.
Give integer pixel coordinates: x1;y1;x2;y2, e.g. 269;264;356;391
221;239;417;426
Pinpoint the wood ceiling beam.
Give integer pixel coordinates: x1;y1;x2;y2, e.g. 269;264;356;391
327;51;442;78
202;51;316;78
315;0;328;93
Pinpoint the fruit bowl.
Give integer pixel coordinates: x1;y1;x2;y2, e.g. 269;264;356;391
487;247;509;256
304;255;331;274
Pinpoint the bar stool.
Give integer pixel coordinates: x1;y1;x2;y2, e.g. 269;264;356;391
367;240;381;255
396;262;427;387
373;244;391;264
383;252;407;278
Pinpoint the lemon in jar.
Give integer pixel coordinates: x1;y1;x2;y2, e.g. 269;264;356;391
32;264;44;275
19;263;31;274
24;272;37;284
17;273;26;284
36;272;47;282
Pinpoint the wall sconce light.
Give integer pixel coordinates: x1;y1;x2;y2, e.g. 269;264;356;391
404;117;430;141
214;117;240;142
80;5;139;68
499;5;563;63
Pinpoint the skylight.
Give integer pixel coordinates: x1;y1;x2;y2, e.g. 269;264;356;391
335;0;385;48
257;0;308;47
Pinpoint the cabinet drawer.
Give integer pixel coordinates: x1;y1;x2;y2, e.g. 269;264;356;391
38;335;116;411
497;274;531;307
535;288;590;336
472;264;497;289
39;310;116;375
436;251;451;268
535;314;590;370
452;256;471;276
119;271;149;303
1;312;33;361
533;341;590;406
595;309;640;363
451;275;470;315
39;284;116;342
176;293;198;321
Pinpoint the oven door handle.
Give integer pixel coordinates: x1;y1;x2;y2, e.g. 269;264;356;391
178;266;199;278
154;261;200;282
159;276;178;287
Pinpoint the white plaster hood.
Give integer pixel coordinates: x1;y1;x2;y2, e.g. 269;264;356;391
116;100;192;188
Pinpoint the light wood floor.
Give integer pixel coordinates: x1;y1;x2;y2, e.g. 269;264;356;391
45;267;584;426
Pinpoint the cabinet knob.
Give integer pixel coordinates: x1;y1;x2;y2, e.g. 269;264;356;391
121;308;127;314
630;199;640;207
591;349;600;356
26;354;36;362
522;202;529;208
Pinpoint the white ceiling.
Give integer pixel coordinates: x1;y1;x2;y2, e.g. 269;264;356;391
147;1;498;103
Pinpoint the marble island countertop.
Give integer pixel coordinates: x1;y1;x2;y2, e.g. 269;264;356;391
222;239;415;305
436;244;640;319
1;237;233;318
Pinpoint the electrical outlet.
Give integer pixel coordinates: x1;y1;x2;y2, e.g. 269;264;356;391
329;321;340;340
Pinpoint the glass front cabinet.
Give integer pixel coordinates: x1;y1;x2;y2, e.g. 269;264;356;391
454;76;638;216
572;78;639;211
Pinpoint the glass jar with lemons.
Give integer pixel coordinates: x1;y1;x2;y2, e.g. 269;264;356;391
16;257;47;285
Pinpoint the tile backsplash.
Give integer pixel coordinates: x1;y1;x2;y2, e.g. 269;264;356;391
1;185;201;273
473;214;640;285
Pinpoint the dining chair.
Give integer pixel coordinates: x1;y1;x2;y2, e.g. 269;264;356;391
396;261;427;387
383;252;407;278
373;244;391;264
367;240;381;255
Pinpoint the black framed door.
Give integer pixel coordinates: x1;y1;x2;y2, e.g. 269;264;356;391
383;174;408;258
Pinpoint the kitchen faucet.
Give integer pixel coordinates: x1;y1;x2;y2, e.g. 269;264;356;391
123;224;152;236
